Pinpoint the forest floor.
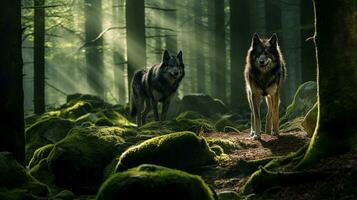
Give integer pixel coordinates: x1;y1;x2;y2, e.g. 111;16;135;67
199;130;310;193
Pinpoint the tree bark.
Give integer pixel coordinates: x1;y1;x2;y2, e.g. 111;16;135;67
194;0;205;93
230;0;250;110
214;0;226;101
300;0;357;166
164;0;177;55
0;0;25;165
34;0;45;115
84;0;104;97
126;0;146;96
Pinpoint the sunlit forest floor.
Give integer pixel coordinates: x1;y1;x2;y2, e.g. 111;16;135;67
6;81;357;199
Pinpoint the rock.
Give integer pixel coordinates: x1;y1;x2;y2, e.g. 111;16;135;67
28;144;54;169
97;164;216;200
115;132;217;172
281;81;317;123
0;152;48;198
47;126;128;193
180;94;229;117
25;117;74;164
214;114;249;132
302;103;318;137
66;93;108;109
217;190;240;200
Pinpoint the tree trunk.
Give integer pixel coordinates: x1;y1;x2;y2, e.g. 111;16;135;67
34;0;45;115
281;0;302;104
0;0;25;165
300;0;357;166
84;0;104;97
126;0;146;95
194;0;205;93
230;0;250;110
164;0;177;55
207;0;215;97
214;0;226;101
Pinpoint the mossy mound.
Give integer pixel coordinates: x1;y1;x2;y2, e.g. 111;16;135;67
25;117;74;164
180;94;229;117
28;144;54;169
281;81;317;123
59;100;93;120
47;126;128;193
97;164;216;200
176;111;205;120
115;132;217;172
66;93;109;109
0;152;48;198
302;103;318;137
206;138;241;153
214;114;249;132
217;190;240;200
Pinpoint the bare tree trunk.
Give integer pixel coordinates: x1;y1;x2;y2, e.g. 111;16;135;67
84;0;104;97
230;0;250;110
164;0;177;55
194;0;205;93
0;0;25;165
126;0;146;95
34;0;45;114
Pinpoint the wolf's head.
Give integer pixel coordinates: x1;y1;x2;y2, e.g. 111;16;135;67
249;33;282;72
160;50;185;84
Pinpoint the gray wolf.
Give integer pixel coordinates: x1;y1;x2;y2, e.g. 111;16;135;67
130;50;185;126
244;33;286;139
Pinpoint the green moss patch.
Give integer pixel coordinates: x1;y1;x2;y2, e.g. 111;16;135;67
97;164;216;200
206;138;241;153
115;132;217;172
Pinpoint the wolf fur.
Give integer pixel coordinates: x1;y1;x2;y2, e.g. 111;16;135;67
244;33;287;140
130;50;185;126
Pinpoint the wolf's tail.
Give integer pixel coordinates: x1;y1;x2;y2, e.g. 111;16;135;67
130;95;137;117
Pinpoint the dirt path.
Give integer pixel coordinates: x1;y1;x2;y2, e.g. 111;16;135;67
200;130;310;192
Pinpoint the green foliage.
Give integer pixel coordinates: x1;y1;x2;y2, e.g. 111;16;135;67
115;132;217;172
206;138;241;153
97;164;216;200
0;152;48;198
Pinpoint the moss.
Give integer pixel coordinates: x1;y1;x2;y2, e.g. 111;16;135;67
115;132;217;172
96;110;135;127
214;115;249;133
95;117;115;126
281;81;317;123
97;164;216;200
28;144;54;169
176;111;204;120
60;100;93;120
66;93;108;109
25;117;74;164
210;145;224;156
302;103;318;137
29;159;56;191
180;94;229;117
217;191;240;200
206;138;241;154
0;152;48;197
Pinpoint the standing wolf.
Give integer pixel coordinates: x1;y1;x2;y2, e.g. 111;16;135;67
244;33;286;140
130;50;185;126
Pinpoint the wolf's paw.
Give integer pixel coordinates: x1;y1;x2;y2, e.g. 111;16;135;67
251;133;261;140
250;131;255;137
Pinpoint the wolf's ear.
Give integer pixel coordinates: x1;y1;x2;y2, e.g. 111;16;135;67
269;33;278;47
162;50;170;64
252;33;261;47
177;50;183;63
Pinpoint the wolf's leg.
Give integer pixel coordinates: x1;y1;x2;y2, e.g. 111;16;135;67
151;100;160;121
265;95;273;134
247;92;255;137
161;99;170;121
135;98;144;127
251;93;262;139
271;91;280;136
141;99;152;125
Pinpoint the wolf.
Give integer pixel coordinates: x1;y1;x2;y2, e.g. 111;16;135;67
244;33;287;140
130;50;185;126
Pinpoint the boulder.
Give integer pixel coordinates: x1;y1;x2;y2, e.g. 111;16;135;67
302;103;318;137
180;94;229;117
97;164;216;200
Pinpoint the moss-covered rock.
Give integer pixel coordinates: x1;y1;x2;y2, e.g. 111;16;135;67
29;159;56;191
60;100;93;120
210;145;224;156
206;138;241;153
97;164;216;200
115;132;217;172
0;152;48;198
214;114;249;132
66;93;109;109
25;117;74;164
176;111;205;120
47;126;128;193
180;94;229;117
217;191;240;200
281;81;317;123
302;103;318;137
28;144;54;169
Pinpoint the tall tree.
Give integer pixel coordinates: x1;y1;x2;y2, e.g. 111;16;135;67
214;0;226;101
194;0;205;93
126;0;146;95
230;0;250;110
300;0;357;166
84;0;104;97
207;0;215;97
0;0;25;165
164;0;178;55
33;0;45;115
281;0;302;103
